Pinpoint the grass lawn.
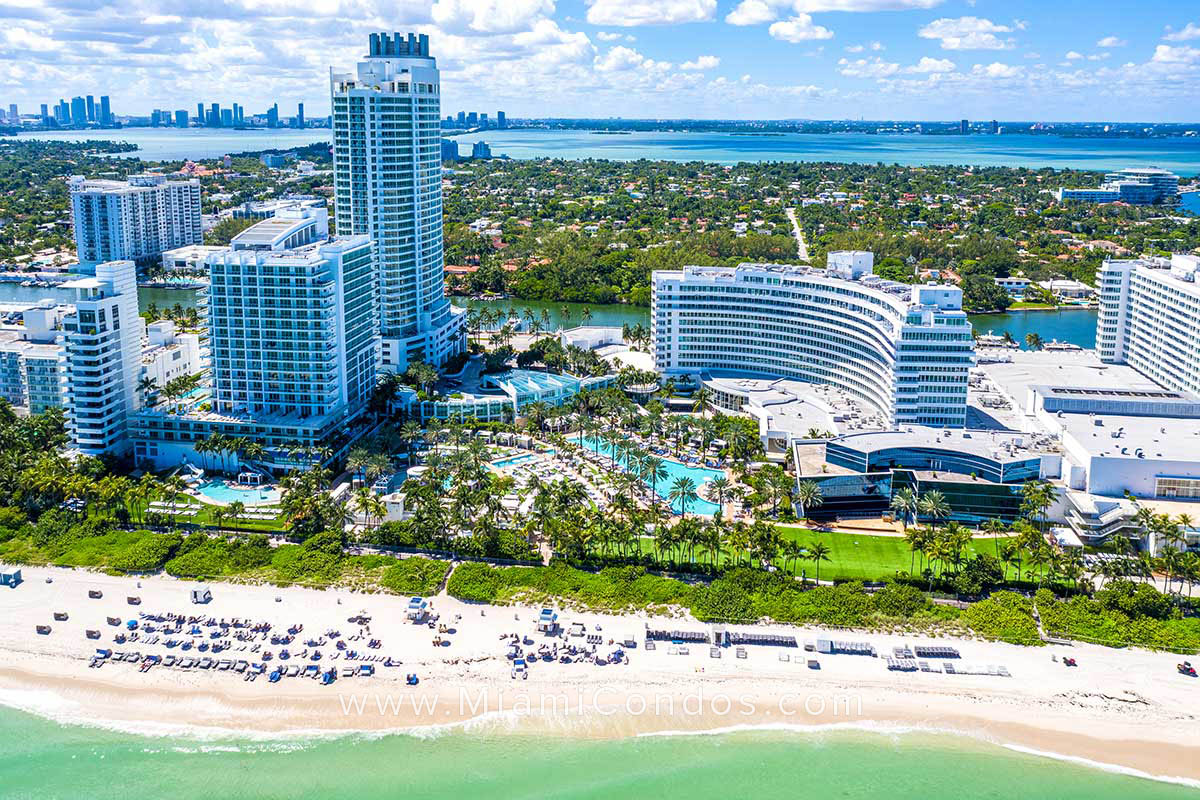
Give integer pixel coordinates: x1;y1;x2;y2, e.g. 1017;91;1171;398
1007;301;1057;310
127;493;286;533
775;527;1015;582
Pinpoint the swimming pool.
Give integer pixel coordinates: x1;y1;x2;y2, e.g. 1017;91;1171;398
488;453;538;469
573;435;723;516
196;479;281;506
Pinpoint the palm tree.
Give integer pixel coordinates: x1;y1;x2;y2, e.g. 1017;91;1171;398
642;457;669;508
668;476;699;517
691;387;713;417
807;540;831;583
226;500;246;529
1025;332;1045;351
890;487;918;531
917;490;950;527
795;480;824;522
707;476;731;515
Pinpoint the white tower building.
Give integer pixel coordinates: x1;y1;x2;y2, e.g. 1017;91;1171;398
69;175;202;270
330;32;465;371
60;260;144;455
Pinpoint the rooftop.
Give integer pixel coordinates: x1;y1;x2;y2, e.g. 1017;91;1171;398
1055;411;1200;462
978;349;1159;408
829;425;1059;461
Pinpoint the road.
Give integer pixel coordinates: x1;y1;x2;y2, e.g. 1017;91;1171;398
785;207;810;262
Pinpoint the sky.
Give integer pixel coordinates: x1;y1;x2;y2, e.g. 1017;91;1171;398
1;0;1198;122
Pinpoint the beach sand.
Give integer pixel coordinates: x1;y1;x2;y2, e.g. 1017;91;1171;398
0;565;1197;783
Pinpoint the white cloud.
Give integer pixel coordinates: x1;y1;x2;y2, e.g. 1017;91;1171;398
769;13;833;42
1151;44;1200;64
838;57;898;78
918;17;1014;50
586;0;715;26
141;14;182;24
1096;35;1125;47
432;0;555;35
906;56;954;73
1065;50;1082;60
1164;22;1200;42
791;0;940;9
595;31;623;41
845;40;884;52
593;45;673;74
844;43;864;52
680;55;720;70
725;0;776;25
972;62;1023;78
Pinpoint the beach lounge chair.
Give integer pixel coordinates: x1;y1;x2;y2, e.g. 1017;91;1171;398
88;590;102;599
35;624;50;635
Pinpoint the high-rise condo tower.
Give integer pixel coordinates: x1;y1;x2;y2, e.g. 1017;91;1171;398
330;32;465;371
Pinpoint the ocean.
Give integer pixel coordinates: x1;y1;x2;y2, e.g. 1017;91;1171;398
16;127;1200;175
0;707;1194;800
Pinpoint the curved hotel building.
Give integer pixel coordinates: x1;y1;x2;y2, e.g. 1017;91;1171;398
651;252;975;428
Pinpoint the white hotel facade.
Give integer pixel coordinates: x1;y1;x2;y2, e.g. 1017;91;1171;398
652;252;975;428
330;32;465;371
1097;254;1200;395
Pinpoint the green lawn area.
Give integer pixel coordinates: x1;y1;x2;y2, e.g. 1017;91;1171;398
775;527;1014;582
629;527;1013;582
127;493;286;533
1007;301;1057;310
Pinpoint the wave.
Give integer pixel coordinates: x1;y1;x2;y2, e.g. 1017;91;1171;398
640;721;1200;790
1001;744;1200;790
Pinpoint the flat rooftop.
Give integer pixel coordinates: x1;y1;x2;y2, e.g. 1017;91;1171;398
830;425;1059;461
977;350;1159;413
702;371;884;435
1056;411;1200;462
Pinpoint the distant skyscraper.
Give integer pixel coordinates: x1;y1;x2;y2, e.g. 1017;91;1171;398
441;138;459;162
466;111;478;127
85;95;95;122
496;111;506;129
196;103;204;124
471;140;492;159
296;102;304;128
99;96;111;126
40;104;48;124
456;110;465;126
266;103;278;128
959;119;969;134
990;119;999;134
220;108;233;126
7;104;16;123
480;112;488;127
175;109;188;128
56;100;69;123
330;31;465;371
70;97;86;126
208;103;220;127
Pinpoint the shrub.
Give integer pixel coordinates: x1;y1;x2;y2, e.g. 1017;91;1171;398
380;557;450;596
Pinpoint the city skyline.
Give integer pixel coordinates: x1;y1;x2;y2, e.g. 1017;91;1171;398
0;1;1196;122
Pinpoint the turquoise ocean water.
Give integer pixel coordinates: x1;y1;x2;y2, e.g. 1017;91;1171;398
20;127;1200;175
0;706;1194;800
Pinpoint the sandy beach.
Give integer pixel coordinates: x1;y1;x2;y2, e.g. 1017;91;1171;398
0;564;1197;784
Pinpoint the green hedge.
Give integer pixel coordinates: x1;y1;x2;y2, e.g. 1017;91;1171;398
379;558;451;596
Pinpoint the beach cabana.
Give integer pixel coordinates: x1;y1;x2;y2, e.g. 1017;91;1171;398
536;608;559;634
0;568;22;588
191;586;213;605
406;596;429;622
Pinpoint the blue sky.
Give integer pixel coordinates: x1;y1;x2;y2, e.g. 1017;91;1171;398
1;0;1197;121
